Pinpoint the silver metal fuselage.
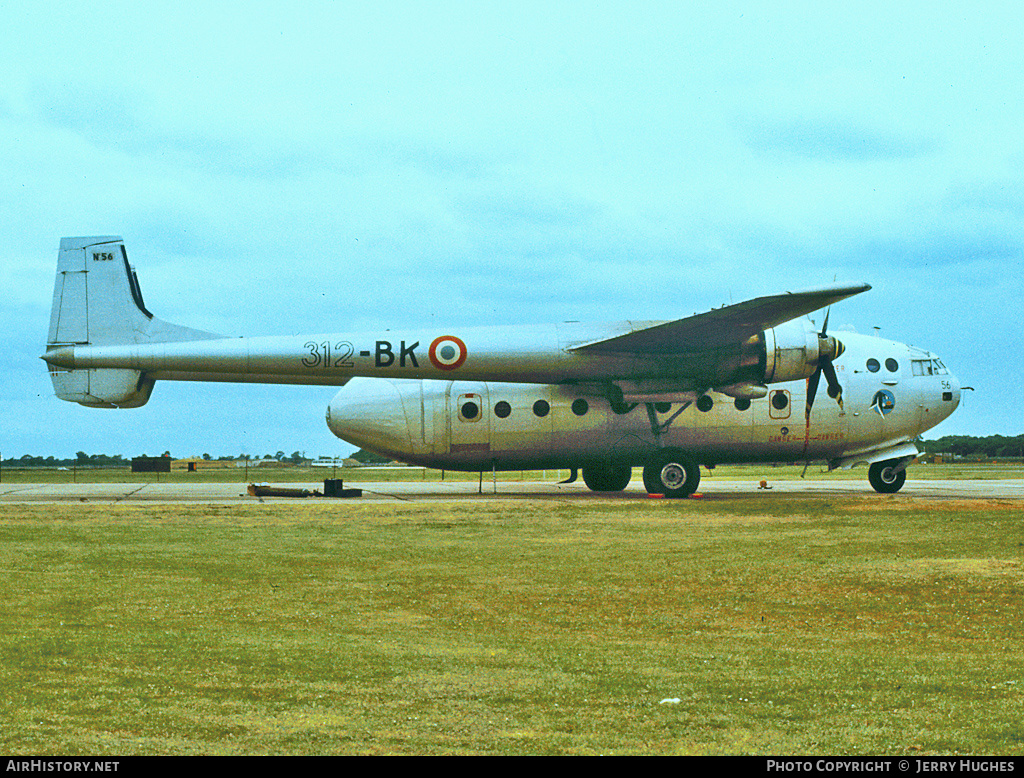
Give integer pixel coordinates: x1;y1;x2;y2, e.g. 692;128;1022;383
325;331;960;472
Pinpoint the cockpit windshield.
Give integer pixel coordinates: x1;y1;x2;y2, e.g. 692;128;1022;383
911;358;948;376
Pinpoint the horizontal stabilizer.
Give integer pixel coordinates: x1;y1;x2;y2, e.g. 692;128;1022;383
49;368;155;409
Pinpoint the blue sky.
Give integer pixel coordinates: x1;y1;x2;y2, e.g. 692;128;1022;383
2;1;1021;460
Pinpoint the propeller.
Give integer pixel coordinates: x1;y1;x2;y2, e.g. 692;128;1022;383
801;309;845;475
804;307;845;423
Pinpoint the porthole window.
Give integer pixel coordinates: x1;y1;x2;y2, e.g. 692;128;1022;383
734;397;751;411
460;401;479;420
866;358;880;373
571;398;589;416
494;401;511;419
654;402;672;413
696;395;714;412
771;391;789;410
533;399;550;417
885;358;899;373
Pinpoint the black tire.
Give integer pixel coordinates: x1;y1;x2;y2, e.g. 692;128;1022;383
581;462;633;492
868;460;907;493
642;449;701;498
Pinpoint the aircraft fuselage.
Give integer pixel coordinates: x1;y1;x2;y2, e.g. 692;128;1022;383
326;331;960;475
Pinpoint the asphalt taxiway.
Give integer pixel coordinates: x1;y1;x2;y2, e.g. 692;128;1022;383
2;478;1023;504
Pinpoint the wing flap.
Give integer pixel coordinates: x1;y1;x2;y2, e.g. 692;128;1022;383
569;283;870;354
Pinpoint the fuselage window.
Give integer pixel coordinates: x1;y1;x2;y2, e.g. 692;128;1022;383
533;399;550;417
494;401;512;419
654;402;672;413
866;358;880;373
696;395;714;412
885;358;899;372
771;391;789;410
734;397;751;411
571;398;589;416
460;401;480;421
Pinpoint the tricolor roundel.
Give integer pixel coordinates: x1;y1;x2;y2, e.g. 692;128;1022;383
429;335;467;371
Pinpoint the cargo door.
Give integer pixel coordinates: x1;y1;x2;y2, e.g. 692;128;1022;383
446;381;491;464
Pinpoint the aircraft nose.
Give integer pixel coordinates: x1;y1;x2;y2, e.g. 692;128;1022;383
935;357;961;420
947;366;961;408
326;378;413;458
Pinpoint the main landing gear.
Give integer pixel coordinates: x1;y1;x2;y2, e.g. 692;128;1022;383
579;396;706;497
642;448;701;498
579;451;702;497
581;461;633;492
638;399;703;497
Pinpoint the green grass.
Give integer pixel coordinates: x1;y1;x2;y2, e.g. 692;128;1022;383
0;496;1021;755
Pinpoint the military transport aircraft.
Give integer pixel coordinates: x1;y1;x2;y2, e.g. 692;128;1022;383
42;236;961;497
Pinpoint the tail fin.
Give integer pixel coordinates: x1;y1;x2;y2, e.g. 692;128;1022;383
45;236;220;408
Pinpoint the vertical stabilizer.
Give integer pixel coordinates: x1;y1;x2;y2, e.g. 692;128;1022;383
48;237;151;347
45;237;221;408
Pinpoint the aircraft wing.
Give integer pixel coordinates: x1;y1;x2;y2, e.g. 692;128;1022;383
568;283;871;354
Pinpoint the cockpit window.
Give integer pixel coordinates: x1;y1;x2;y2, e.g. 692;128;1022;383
912;358;949;376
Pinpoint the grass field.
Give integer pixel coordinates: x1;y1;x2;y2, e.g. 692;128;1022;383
1;493;1021;755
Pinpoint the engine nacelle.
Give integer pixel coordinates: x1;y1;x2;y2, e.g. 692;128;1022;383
763;319;842;384
620;319;841;400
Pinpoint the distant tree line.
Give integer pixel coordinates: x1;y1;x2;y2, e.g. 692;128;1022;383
350;449;393;464
920;434;1024;460
2;452;134;467
5;436;1021;467
1;450;316;467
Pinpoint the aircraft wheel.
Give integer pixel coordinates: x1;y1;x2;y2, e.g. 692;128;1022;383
643;449;701;498
582;462;633;492
868;460;907;493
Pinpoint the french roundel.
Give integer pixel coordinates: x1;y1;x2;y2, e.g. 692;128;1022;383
429;335;467;371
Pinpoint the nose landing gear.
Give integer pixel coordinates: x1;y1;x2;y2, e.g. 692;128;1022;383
868;459;907;493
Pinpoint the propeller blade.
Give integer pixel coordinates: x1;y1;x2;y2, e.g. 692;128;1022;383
821;358;843;410
801;365;821;474
805;365;822;422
